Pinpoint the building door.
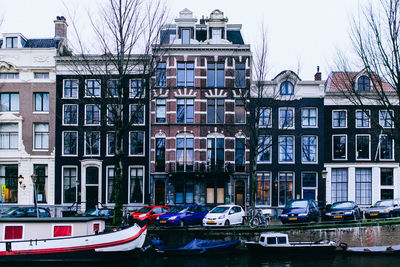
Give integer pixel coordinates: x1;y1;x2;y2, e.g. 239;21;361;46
85;167;99;210
154;180;165;205
235;180;245;207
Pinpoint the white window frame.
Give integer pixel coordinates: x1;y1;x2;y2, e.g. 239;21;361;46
128;165;145;204
278;135;295;164
84;104;101;126
332;110;347;128
129;79;145;98
62;131;78;156
301;107;318;128
379;110;394;128
278;171;295;207
207;98;225;124
106;131;116;156
278;107;295;129
129;131;145;156
61;165;78;205
155;98;166;123
255;172;272;207
355;134;371;160
332;134;347;161
258;107;272;128
107;79;120;98
355;109;371;128
51;224;73;238
106;166;116;205
62;79;79;99
84;131;100;156
301;172;318;201
379;134;394;161
33;123;49;151
84;79;101;98
62;104;79;126
130;104;145;125
33;92;49;113
106;104;122;126
257;135;272;163
301;135;318;164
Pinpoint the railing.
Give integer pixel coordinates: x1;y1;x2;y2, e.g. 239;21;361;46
165;162;245;174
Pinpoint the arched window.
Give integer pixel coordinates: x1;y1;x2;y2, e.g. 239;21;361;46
280;81;294;95
357;76;370;92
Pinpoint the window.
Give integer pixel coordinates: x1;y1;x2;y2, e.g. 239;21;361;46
53;226;72;238
256;172;271;205
156;62;166;87
129;132;144;156
156;99;166;123
356;135;370;160
259;108;272;127
279;172;293;206
331;168;348;203
130;104;144;125
107;104;122;126
379;110;393;128
34;73;49;79
176;137;194;172
381;168;394;200
34;93;49;112
235;99;245;123
278;136;294;163
302;136;317;163
63;131;77;155
257;136;271;163
235;63;246;88
207;99;224;124
0;123;18;149
357;76;370;92
206;179;224;204
235;138;246;172
332;110;347;128
107;132;115;156
211;28;222;42
381;189;394;200
107;79;120;97
207;138;224;170
63;80;78;98
34;165;47;203
85;131;100;156
155;138;165;172
279;107;294;128
355;168;372;205
129;167;144;203
207;63;225;87
177;180;195;204
129;80;144;98
63;167;77;203
355;110;370;128
0;164;18;203
301;108;317;127
0;73;19;79
85;80;100;97
63;105;78;125
176;99;194;123
0;93;19;112
107;167;115;203
280;81;294;95
302;172;317;200
85;105;100;125
6;37;18;48
333;135;347;160
181;29;190;44
33;123;49;150
177;62;194;87
379;135;394;160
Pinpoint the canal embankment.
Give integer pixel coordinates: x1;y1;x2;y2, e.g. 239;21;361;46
147;219;400;247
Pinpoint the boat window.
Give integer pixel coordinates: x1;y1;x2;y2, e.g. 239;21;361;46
277;237;287;244
259;236;265;243
4;226;23;240
267;237;276;244
93;223;100;232
54;226;72;237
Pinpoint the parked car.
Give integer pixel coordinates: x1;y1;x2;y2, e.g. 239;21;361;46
156;205;208;226
202;205;245;226
323;201;362;221
0;207;51;218
131;205;169;225
365;199;400;219
81;208;114;224
279;199;320;223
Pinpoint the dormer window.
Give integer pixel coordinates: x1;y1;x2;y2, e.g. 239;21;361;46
181;29;190;44
6;37;18;48
357;75;370;92
280;81;294;95
212;28;222;43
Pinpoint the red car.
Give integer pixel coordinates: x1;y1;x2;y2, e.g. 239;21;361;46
131;206;169;224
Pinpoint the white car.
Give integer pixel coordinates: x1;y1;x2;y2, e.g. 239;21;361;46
202;205;245;226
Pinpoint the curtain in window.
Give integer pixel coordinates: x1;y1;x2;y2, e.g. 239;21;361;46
53;226;72;237
130;168;143;203
5;226;23;240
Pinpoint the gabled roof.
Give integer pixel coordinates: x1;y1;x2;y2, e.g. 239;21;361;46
325;71;395;92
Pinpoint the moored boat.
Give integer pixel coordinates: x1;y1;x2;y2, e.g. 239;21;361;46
340;243;400;255
245;232;337;255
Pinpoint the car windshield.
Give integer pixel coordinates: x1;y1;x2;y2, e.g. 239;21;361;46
84;209;97;216
1;207;18;215
331;202;353;210
168;206;187;213
285;200;308;209
136;207;152;213
210;207;229;213
373;200;393;207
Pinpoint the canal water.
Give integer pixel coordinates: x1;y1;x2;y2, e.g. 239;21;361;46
5;253;400;267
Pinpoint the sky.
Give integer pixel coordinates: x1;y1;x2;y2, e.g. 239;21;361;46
0;0;364;80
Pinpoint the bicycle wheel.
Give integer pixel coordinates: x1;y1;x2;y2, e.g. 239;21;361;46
250;217;260;228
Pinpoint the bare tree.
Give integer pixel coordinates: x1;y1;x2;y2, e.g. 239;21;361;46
60;0;168;225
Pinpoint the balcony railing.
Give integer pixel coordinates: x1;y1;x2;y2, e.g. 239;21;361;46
165;162;246;174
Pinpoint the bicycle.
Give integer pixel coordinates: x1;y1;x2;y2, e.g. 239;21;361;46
249;208;270;228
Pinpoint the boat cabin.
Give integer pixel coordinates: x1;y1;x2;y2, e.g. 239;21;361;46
0;217;105;241
258;232;290;247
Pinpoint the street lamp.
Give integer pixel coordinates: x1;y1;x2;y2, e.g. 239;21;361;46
17;175;25;189
321;169;328;180
31;174;39;218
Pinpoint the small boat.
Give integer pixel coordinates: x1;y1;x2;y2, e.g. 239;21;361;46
340;243;400;255
0;217;147;261
245;232;337;255
150;238;241;256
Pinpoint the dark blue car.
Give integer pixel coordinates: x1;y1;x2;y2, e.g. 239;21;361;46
279;199;320;224
156;205;208;226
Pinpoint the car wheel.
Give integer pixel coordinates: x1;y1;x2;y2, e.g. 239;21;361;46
179;220;185;227
224;220;230;226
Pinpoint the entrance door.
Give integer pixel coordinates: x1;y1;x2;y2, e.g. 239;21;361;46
154;180;165;205
85;167;99;210
235;180;245;207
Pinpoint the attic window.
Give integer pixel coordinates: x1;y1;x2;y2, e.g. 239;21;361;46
212;28;222;43
34;73;49;79
280;81;294;95
357;76;370;92
181;29;190;44
6;37;18;48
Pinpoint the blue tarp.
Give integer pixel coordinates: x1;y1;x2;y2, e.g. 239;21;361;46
152;239;241;254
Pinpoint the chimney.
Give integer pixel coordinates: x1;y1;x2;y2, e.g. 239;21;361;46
314;66;321;81
54;16;68;41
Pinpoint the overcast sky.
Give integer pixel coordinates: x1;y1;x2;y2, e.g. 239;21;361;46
0;0;364;80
